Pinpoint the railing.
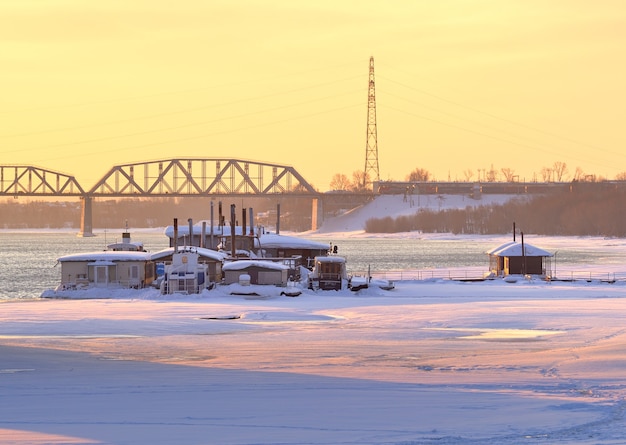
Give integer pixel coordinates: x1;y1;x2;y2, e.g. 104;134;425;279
352;267;487;282
351;267;626;283
549;271;626;283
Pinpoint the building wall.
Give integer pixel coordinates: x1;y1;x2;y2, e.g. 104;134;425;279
503;256;544;275
61;261;153;287
223;267;287;285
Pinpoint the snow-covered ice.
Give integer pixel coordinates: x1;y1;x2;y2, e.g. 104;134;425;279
4;279;626;444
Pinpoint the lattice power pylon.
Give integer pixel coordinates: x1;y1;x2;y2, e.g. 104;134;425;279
363;56;380;189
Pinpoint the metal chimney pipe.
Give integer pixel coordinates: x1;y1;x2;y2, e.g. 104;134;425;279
218;201;223;234
173;218;178;253
521;231;526;275
201;221;206;248
242;207;247;238
230;204;236;258
210;201;215;249
276;203;280;235
188;218;193;247
249;208;254;236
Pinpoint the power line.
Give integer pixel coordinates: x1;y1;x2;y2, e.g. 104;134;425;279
378;73;623;160
26;103;363;164
0;75;363;140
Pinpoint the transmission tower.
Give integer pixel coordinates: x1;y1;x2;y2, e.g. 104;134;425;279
363;56;380;189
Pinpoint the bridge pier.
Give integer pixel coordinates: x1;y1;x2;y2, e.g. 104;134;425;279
311;197;322;231
78;195;94;237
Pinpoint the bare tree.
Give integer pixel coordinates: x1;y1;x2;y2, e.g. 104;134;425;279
406;167;431;182
552;162;568;181
351;171;369;191
463;169;474;182
485;164;498;182
500;168;516;182
329;173;351;191
540;167;552;182
615;171;626;181
572;167;585;181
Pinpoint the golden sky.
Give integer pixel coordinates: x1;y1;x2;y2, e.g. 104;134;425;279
1;0;625;190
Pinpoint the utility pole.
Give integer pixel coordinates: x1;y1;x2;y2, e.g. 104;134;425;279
363;56;380;190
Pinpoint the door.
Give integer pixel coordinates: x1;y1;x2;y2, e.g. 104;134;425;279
94;265;109;287
129;264;140;287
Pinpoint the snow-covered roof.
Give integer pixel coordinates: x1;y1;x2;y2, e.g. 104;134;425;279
258;233;328;250
58;251;152;262
164;224;328;250
486;241;516;255
222;260;289;271
106;241;144;251
150;247;227;262
314;255;346;263
488;241;553;257
87;260;116;266
164;224;249;238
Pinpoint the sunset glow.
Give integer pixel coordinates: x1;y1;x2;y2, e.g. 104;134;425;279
1;1;625;190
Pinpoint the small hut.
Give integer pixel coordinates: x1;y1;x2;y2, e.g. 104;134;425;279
487;240;553;278
308;256;349;291
57;251;155;289
222;260;290;286
151;246;226;284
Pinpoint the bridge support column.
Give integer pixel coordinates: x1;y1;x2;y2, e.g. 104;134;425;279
78;195;94;237
311;197;322;231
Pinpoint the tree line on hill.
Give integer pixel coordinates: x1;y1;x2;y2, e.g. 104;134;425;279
365;187;626;237
3;186;626;237
330;162;626;191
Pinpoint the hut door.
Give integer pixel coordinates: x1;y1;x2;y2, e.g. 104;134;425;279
94;266;108;287
129;265;140;287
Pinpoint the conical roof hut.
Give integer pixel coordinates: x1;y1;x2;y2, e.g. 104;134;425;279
487;239;553;277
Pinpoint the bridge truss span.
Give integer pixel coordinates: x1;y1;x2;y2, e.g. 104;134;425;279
0;165;84;197
88;158;319;197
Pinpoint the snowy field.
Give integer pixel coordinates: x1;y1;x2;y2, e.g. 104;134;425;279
316;193;518;233
3;279;626;444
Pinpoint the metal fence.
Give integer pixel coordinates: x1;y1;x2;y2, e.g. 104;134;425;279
353;268;486;282
352;267;626;283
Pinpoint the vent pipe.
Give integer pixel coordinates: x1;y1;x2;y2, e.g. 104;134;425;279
230;204;236;258
249;208;254;236
173;218;178;253
521;231;526;275
188;218;193;247
201;221;206;248
242;207;247;238
210;201;215;249
218;201;223;234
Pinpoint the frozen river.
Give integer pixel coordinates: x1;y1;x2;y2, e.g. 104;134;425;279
2;229;626;299
2;279;626;444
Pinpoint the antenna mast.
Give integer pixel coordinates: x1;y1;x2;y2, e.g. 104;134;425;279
363;56;380;189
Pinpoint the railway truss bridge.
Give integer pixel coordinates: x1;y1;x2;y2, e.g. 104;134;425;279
0;158;355;236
